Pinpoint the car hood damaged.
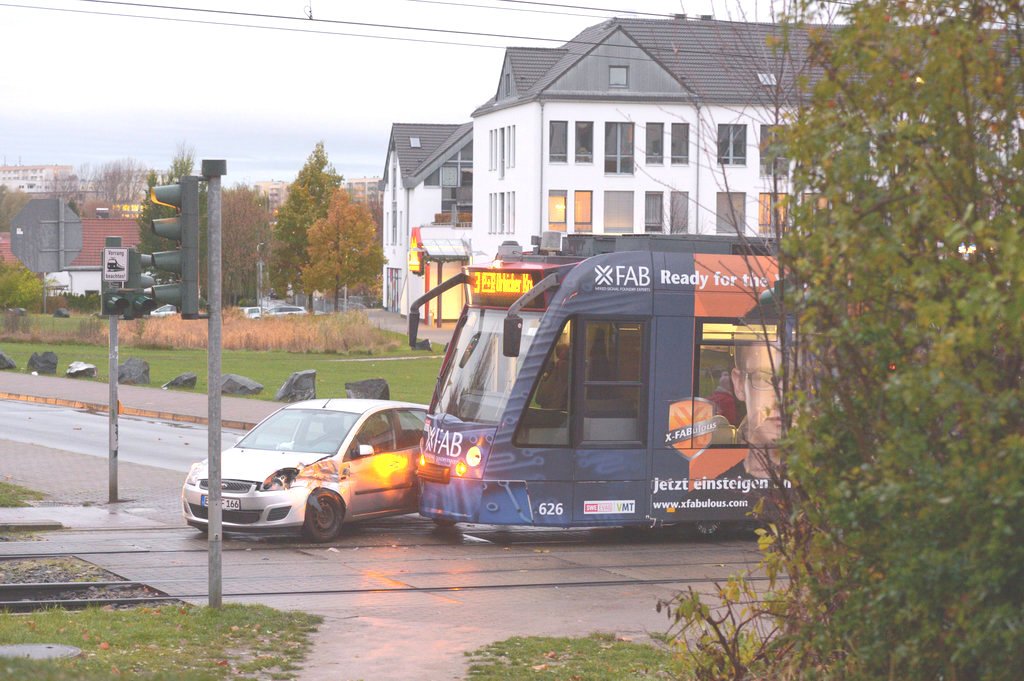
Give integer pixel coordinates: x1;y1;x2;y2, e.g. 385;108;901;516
196;449;339;484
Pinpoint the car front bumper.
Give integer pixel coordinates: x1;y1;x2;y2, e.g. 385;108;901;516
181;482;309;533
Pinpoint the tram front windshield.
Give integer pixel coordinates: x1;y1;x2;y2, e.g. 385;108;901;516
434;307;541;425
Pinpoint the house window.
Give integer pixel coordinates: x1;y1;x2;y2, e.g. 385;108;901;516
410;137;421;148
717;124;746;165
671;123;689;165
645;123;664;164
604;122;634;174
549;121;568;163
644;192;663;233
760;124;788;177
758;193;788;235
574;190;593;232
499;127;506;178
548;190;567;231
670;191;688;234
716;192;746;235
504;72;512;97
609;65;628;88
575;122;593;163
604;191;633;233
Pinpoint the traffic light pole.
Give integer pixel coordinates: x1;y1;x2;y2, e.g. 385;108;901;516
204;160;227;609
108;315;118;504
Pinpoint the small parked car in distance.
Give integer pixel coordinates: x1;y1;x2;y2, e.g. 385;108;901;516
149;304;177;317
265;305;307;317
241;306;262;319
181;399;427;541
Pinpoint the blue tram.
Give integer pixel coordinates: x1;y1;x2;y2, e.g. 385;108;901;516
409;235;783;528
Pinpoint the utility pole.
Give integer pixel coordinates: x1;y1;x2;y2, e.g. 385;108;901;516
203;159;227;608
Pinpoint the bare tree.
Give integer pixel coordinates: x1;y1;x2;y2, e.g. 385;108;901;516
87;158;150;206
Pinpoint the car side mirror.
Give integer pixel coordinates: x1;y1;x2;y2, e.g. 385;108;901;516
352;443;374;458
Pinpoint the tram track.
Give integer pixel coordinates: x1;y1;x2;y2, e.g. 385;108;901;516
1;572;773;613
1;522;764;612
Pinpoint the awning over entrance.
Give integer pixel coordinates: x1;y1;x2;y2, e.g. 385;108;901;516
421;238;470;262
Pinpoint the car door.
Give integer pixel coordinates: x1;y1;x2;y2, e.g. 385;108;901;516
343;409;412;517
390;408;427;511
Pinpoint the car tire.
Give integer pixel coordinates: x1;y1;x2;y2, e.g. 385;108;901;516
432;518;457;528
302;490;345;542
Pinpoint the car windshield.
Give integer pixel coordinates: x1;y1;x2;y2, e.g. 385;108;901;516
236;409;360;455
433;308;542;425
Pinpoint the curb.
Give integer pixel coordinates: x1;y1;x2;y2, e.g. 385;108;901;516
0;391;259;432
0;520;63;531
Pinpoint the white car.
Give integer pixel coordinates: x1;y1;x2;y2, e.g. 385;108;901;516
241;306;262;319
149;304;177;317
265;305;307;317
181;399;427;541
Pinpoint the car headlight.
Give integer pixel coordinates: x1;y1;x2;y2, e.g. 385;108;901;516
261;468;298;491
185;462;206;487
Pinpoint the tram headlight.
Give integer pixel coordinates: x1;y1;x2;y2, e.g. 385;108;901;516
465;445;482;467
418;453;426;467
454;461;468;477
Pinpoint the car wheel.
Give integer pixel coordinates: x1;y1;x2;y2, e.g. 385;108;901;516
302;490;345;542
432;518;457;528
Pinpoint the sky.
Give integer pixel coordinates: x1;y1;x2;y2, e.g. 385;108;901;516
0;0;789;187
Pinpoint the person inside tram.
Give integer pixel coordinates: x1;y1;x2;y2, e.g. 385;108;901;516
708;370;741;427
536;342;570;410
732;341;782;478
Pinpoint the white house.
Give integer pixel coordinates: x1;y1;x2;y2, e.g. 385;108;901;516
382;122;473;324
384;16;810;315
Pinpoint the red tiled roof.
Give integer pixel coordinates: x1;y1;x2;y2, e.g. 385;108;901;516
71;218;140;268
0;232;13;265
0;218;139;270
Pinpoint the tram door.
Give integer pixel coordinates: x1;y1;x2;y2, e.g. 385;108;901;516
571;319;648;523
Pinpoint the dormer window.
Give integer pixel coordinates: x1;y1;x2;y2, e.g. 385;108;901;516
504;72;511;97
410;137;421;148
609;65;628;88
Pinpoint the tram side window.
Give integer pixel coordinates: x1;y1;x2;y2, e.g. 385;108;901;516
581;321;644;444
518;321;573;447
698;343;744;446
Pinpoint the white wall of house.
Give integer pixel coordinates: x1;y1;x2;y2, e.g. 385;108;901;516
383;158;469;321
47;269;100;296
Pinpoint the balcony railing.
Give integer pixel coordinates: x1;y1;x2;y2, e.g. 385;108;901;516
433;211;473;229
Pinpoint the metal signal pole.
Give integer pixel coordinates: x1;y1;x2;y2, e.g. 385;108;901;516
203;159;227;608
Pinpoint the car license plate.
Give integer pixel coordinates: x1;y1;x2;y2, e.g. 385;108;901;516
200;495;241;510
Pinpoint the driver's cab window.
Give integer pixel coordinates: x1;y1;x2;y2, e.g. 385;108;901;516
517;321;573;446
351;412;395;456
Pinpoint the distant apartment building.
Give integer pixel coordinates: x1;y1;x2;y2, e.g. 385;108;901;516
0;163;75;194
343;176;383;207
254;180;290;219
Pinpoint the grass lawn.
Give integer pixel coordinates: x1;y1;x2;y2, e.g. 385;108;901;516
466;633;684;680
0;604;320;680
0;480;45;507
0;341;443;405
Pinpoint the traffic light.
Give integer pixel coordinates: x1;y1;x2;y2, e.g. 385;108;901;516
101;286;132;317
149;176;200;319
125;248;158;319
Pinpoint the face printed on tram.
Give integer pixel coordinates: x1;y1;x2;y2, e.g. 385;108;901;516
731;342;782;477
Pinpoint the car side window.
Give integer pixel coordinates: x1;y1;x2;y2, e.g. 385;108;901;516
353;412;395;455
394;409;426;450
